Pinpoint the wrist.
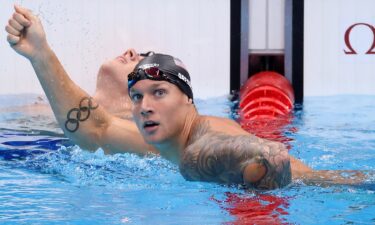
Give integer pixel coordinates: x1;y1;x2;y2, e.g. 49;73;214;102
29;43;53;64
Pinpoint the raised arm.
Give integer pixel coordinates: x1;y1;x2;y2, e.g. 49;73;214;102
180;124;291;189
5;5;153;154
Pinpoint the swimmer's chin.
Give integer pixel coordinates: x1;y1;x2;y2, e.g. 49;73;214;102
142;133;170;146
142;135;163;145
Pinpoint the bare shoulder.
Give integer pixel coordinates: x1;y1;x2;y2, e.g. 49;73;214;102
203;115;243;130
187;115;265;148
189;115;247;139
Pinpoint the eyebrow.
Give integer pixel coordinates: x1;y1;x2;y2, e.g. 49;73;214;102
130;82;170;94
150;83;169;88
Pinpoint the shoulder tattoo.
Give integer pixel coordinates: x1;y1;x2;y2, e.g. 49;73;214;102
65;97;99;132
180;121;291;189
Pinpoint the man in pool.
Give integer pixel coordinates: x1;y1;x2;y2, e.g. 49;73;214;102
5;5;367;189
93;49;156;119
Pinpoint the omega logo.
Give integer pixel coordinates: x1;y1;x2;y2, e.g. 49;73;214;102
344;23;375;55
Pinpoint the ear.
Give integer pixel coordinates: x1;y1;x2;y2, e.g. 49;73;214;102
184;95;192;104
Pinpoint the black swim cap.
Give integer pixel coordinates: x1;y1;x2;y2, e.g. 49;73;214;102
128;53;193;100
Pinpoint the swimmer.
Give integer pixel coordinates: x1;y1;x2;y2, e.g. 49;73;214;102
5;5;370;189
93;49;155;119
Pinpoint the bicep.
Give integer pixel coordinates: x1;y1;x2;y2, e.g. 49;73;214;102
60;102;111;151
61;104;154;155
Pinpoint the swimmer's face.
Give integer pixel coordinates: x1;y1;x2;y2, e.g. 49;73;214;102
129;79;191;144
98;49;144;89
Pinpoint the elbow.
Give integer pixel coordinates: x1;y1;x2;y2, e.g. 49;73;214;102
243;162;267;184
244;152;292;190
70;116;110;151
92;118;110;147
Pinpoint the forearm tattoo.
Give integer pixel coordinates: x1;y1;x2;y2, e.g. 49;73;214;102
180;120;291;189
64;97;98;132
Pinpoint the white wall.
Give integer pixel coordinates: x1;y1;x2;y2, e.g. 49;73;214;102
249;0;285;53
0;0;230;99
305;0;375;96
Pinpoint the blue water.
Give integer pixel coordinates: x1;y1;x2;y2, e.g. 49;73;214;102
0;95;374;225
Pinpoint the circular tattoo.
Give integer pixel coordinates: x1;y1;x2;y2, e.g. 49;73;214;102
65;97;99;132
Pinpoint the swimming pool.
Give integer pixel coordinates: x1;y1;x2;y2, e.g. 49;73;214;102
0;94;374;224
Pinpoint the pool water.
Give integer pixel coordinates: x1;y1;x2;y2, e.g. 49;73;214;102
0;94;374;225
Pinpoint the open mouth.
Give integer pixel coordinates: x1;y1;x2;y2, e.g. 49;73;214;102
143;121;160;132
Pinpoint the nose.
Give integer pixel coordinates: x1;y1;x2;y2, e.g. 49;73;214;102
124;49;138;61
141;109;152;117
140;95;154;117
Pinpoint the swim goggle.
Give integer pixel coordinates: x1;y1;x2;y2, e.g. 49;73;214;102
128;67;171;88
138;51;155;57
128;66;192;91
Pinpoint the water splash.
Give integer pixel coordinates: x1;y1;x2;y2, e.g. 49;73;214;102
21;145;183;189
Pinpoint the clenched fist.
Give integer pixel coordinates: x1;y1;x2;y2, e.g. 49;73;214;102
5;5;49;60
